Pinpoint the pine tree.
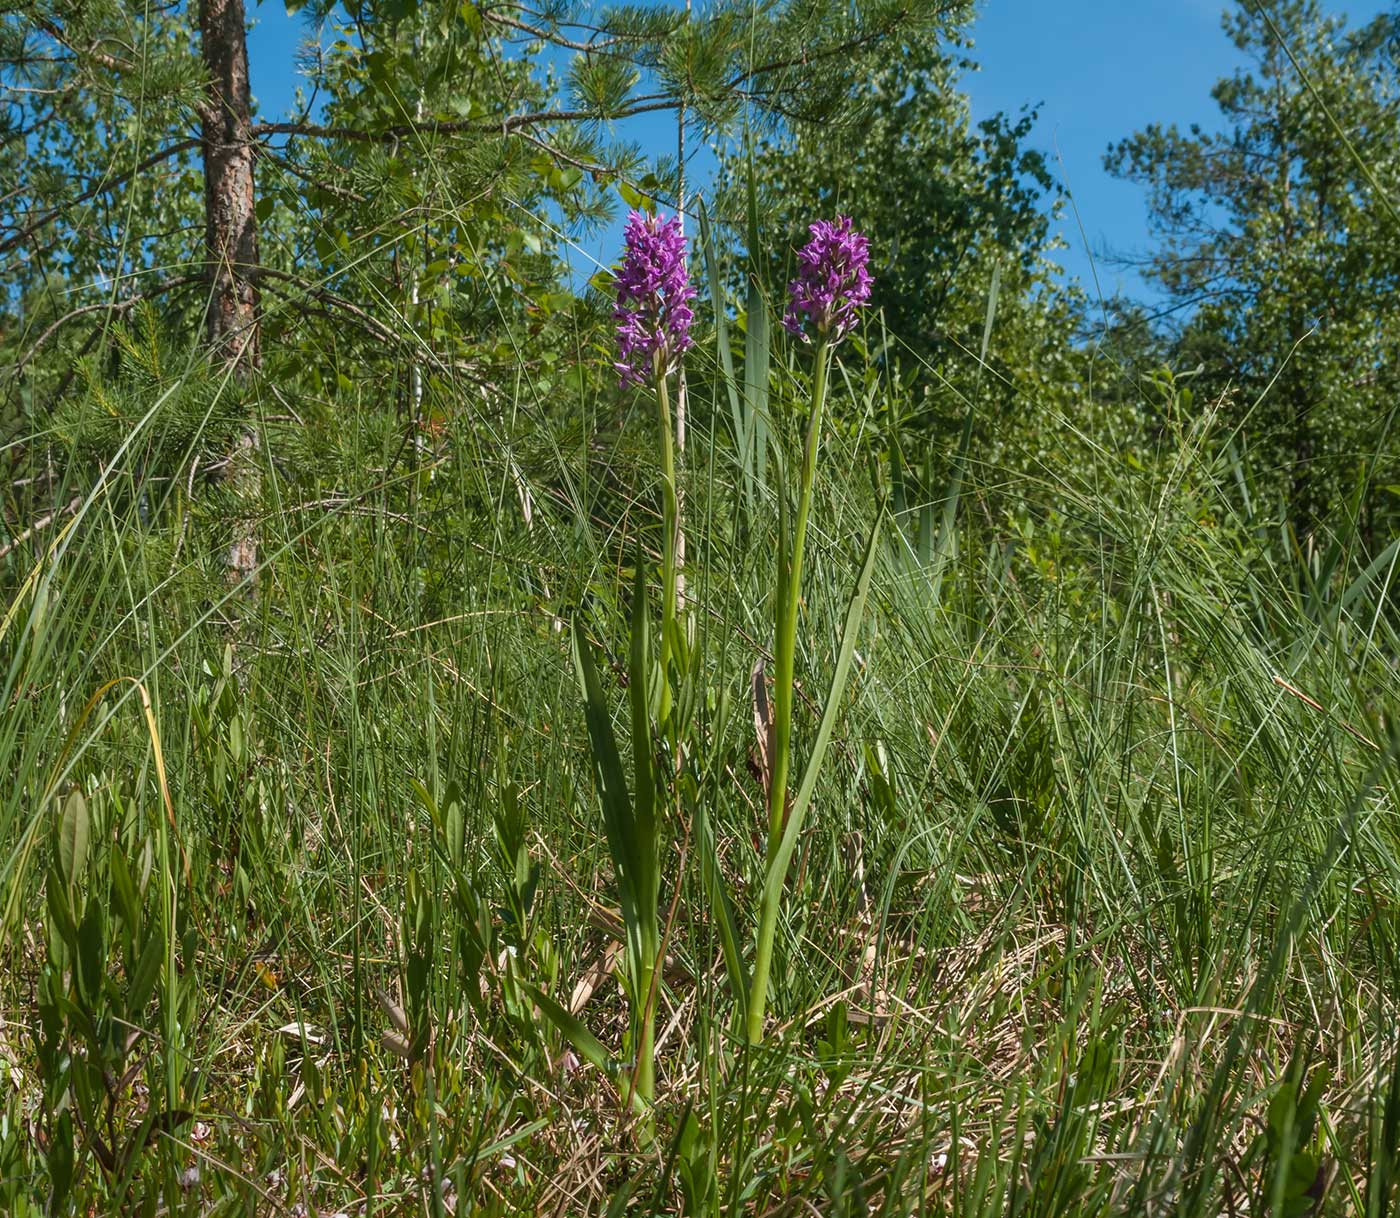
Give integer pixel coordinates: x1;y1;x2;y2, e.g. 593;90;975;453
1107;1;1400;541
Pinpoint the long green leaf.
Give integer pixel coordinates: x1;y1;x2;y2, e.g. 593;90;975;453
767;508;885;895
527;985;650;1116
627;555;658;933
930;408;969;592
918;447;936;568
571;619;642;964
694;796;749;1017
930;263;998;593
1342;536;1400;615
745;142;770;499
978;261;1002;376
527;984;612;1074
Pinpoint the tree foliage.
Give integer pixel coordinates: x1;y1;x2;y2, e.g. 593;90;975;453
1106;0;1400;540
733;20;1091;549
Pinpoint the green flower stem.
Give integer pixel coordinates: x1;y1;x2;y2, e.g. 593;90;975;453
627;357;677;1107
746;338;831;1046
631;955;657;1109
655;366;679;723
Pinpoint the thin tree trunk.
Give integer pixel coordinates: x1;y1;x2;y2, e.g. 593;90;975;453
200;0;262;584
200;0;260;365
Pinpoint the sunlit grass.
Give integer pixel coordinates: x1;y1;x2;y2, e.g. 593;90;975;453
3;320;1400;1215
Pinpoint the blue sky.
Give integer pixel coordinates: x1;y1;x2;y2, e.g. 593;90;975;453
247;0;1392;299
968;0;1390;300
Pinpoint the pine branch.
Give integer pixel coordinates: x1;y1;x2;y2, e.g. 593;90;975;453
8;275;203;377
250;97;677;145
34;19;134;74
0;136;201;256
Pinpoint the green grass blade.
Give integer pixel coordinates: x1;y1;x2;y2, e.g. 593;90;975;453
694;795;749;1017
627;555;657;920
767;507;885;889
930;263;998;593
699;201;752;510
1342;535;1400;614
746;139;770;498
571;619;642;956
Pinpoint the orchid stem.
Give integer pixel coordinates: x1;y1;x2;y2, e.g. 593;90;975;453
655;366;680;723
746;338;831;1045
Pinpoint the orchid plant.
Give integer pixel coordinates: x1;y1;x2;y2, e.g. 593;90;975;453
614;210;696;721
748;216;874;1043
563;210;695;1113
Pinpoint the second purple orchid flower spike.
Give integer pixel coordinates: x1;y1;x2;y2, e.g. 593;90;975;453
782;215;872;344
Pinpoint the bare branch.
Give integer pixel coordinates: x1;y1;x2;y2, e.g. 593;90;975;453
0;496;82;562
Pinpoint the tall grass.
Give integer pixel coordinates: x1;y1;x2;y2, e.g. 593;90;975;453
3;306;1400;1216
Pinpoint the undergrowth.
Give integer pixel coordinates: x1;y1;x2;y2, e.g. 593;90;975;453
2;338;1400;1217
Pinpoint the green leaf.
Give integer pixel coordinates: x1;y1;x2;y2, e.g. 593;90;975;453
47;1112;75;1214
527;984;613;1075
698;202;749;509
528;983;651;1117
627;554;657;927
45;874;77;953
446;792;464;871
694;796;748;1017
977;260;1002;377
768;510;885;892
745;139;770;498
110;846;141;934
58;791;90;892
617;181;649;211
571;620;644;968
1340;536;1400;614
126;925;164;1017
75;900;106;1008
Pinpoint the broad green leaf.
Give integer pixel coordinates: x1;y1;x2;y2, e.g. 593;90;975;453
126;926;165;1017
58;791;90;892
617;181;649;211
75;901;106;1008
110;847;141;934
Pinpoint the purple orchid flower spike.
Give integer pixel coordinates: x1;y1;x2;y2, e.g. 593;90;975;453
613;210;696;387
782;216;872;344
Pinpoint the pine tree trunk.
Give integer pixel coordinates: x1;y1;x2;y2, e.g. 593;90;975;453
200;0;259;364
199;0;261;583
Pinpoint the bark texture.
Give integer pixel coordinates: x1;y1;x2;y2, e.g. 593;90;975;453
200;0;261;584
200;0;260;367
